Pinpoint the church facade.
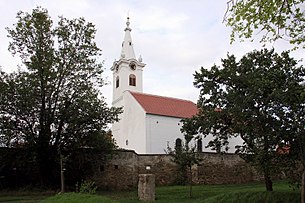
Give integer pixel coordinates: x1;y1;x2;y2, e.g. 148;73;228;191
111;18;241;154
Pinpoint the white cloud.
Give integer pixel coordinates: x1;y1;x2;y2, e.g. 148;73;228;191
136;7;188;33
0;0;304;105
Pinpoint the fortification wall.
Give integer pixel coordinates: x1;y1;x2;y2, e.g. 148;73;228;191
93;150;261;190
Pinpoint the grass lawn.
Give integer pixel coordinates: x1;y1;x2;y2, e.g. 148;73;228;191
0;190;54;203
0;181;300;203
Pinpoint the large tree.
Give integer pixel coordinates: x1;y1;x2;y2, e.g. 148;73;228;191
0;7;122;186
225;0;305;49
182;49;305;192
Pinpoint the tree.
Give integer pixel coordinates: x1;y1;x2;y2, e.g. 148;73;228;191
0;7;122;186
282;82;305;203
225;0;305;49
182;49;305;192
167;134;201;198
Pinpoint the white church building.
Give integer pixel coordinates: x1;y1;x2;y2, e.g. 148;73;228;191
111;17;241;154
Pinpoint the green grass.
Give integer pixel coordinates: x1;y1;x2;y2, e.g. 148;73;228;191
0;189;54;203
97;181;300;203
0;181;301;203
109;181;300;203
39;193;117;203
203;191;299;203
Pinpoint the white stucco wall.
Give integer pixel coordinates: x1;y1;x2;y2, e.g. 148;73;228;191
144;114;243;154
145;114;184;154
112;92;243;154
122;91;146;153
112;91;147;154
202;133;243;153
112;96;123;147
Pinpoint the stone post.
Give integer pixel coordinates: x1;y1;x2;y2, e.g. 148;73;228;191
138;174;155;202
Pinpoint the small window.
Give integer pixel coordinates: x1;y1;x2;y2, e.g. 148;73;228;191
114;165;118;169
129;42;132;46
116;76;119;88
126;140;128;146
129;74;136;86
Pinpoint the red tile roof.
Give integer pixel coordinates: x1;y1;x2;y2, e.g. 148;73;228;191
130;91;198;118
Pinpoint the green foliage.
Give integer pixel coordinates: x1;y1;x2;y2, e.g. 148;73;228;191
77;180;98;194
0;7;122;186
167;135;201;198
63;148;111;188
225;0;305;49
0;148;41;188
167;136;200;185
182;48;305;191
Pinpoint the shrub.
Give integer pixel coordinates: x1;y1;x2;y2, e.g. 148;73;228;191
77;180;97;194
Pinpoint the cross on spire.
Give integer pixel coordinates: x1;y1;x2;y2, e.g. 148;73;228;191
125;16;131;32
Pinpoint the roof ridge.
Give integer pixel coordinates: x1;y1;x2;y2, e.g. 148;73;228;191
129;91;196;104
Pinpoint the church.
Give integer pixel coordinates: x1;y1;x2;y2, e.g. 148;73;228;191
111;17;240;154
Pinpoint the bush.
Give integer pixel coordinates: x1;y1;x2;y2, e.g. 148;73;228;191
77;180;97;194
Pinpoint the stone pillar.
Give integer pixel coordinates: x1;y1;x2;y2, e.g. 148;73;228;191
138;174;155;202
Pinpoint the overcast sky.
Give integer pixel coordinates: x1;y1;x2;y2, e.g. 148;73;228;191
1;0;303;105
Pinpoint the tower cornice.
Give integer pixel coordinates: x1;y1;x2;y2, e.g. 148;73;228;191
111;58;146;71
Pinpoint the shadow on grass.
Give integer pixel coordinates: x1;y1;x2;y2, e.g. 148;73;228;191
202;191;300;203
0;181;300;203
0;189;55;203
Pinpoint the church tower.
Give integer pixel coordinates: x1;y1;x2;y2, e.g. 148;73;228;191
111;17;145;105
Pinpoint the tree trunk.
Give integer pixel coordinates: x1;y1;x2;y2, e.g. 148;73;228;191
38;151;51;185
37;145;56;186
301;169;305;203
264;173;273;191
189;165;193;198
60;156;65;193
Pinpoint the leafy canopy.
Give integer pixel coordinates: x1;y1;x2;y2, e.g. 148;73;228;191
0;7;122;185
1;7;121;150
225;0;305;49
182;49;305;191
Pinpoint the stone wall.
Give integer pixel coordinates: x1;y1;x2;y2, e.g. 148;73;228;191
194;153;260;184
92;150;262;190
93;150;139;190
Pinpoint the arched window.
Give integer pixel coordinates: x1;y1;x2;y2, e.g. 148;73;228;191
216;142;221;153
197;139;202;152
116;76;119;88
175;138;182;151
129;74;136;86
